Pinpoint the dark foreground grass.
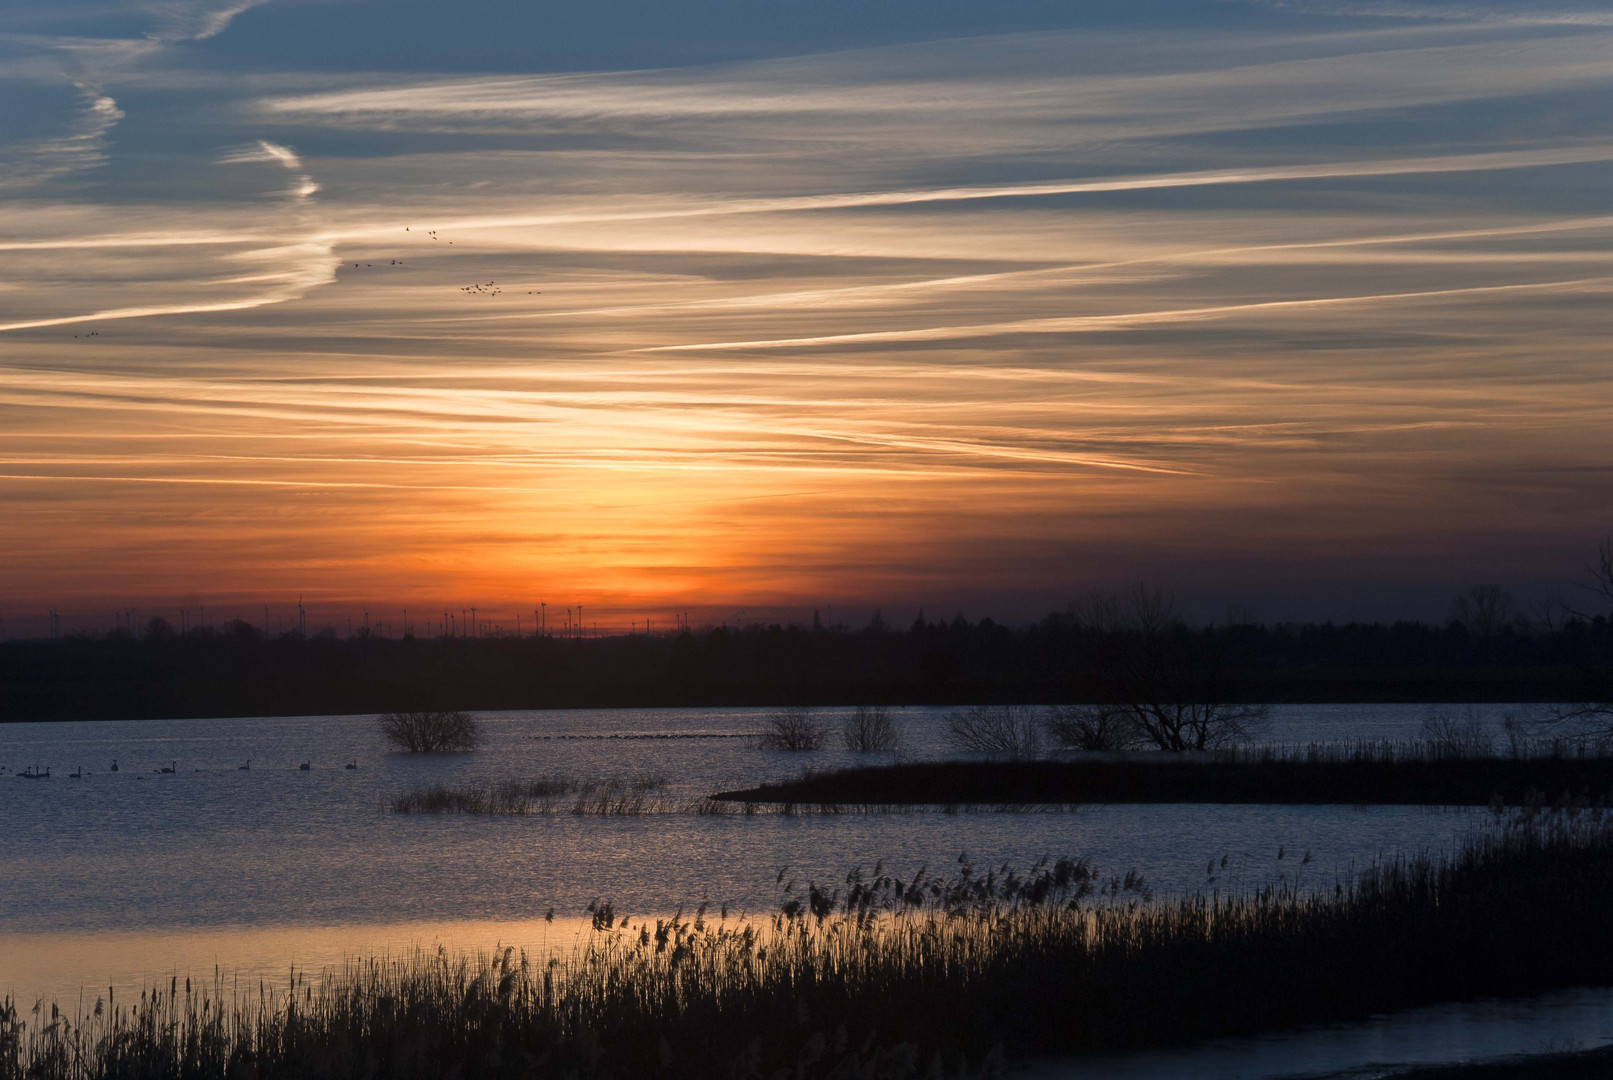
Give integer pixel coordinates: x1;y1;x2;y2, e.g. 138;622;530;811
713;746;1613;806
1375;1044;1613;1079
7;813;1613;1080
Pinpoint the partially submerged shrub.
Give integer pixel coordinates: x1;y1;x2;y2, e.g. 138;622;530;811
1501;708;1613;758
945;704;1041;758
379;709;479;753
1045;704;1141;751
760;706;827;751
1068;584;1270;750
842;705;900;752
1421;706;1493;758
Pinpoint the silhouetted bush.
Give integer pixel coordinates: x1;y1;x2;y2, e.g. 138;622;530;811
759;706;826;751
1045;703;1141;751
843;705;900;751
378;709;479;753
945;704;1041;758
1070;584;1270;749
1421;705;1494;758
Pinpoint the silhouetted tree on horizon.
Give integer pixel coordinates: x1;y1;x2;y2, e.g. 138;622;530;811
1542;537;1613;733
1065;584;1268;751
1450;584;1517;639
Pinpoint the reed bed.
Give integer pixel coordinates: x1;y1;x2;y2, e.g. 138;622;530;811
1216;735;1613;765
391;774;678;815
8;812;1613;1079
532;732;759;741
390;779;1090;817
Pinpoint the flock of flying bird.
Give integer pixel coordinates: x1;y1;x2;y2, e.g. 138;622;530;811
348;227;543;297
68;224;545;340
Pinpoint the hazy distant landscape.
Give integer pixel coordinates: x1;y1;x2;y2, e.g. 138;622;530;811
5;597;1609;721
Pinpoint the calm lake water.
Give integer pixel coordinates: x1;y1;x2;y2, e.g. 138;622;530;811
0;702;1566;1071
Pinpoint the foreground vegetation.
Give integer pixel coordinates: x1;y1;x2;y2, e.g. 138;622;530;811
7;812;1613;1079
1382;1044;1613;1079
715;743;1613;806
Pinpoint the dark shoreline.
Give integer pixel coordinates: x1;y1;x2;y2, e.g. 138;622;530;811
3;615;1605;721
713;754;1613;806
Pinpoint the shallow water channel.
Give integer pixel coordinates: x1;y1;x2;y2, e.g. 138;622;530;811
0;703;1586;1072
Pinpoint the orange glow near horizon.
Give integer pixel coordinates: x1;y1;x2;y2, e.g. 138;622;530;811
4;17;1613;632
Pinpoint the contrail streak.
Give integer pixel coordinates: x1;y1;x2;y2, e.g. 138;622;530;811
646;276;1613;352
325;145;1613;239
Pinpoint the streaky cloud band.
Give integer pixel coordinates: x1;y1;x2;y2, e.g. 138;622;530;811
323;145;1613;238
645;276;1613;352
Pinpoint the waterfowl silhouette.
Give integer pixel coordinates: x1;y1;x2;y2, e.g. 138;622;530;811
69;766;83;779
299;761;311;771
345;759;358;770
110;759;119;772
159;761;176;774
238;760;251;771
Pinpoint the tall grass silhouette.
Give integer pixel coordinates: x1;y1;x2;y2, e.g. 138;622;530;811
8;812;1613;1079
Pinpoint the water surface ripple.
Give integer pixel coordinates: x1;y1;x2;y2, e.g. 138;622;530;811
0;704;1519;1008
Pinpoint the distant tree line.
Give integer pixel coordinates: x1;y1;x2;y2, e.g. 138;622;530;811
2;586;1609;722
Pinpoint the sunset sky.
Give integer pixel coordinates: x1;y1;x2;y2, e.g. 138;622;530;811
2;0;1611;635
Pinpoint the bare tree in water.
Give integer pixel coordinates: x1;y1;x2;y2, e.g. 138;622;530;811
842;705;900;752
1045;703;1141;751
760;707;827;751
379;710;480;753
1064;584;1267;752
945;704;1042;759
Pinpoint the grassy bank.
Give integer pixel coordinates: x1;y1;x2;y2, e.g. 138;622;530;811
7;813;1613;1079
713;746;1613;806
